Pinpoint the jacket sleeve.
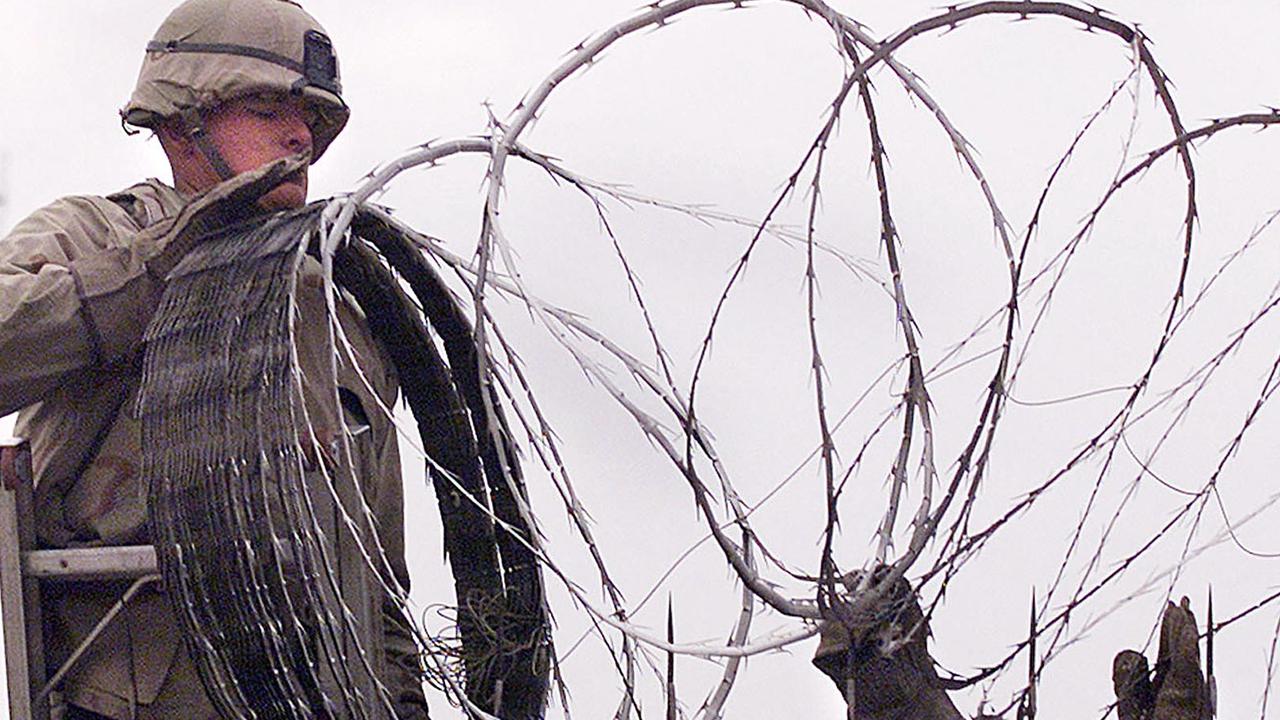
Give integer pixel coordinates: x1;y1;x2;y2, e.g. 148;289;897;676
0;196;157;415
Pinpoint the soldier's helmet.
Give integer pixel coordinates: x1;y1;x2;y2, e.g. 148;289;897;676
121;0;349;160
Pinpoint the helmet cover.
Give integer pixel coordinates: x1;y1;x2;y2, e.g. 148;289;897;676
122;0;349;160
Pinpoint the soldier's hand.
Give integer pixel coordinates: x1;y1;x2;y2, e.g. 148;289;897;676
138;151;310;280
1153;598;1211;720
1112;597;1212;720
811;571;963;720
70;152;309;365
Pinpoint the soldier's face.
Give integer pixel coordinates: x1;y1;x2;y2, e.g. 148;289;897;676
202;93;315;210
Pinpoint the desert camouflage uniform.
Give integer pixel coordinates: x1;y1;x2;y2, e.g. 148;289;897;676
0;178;428;719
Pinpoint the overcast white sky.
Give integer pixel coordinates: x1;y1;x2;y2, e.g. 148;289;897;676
5;2;1280;718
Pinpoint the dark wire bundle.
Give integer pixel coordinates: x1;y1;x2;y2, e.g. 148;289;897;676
138;203;551;719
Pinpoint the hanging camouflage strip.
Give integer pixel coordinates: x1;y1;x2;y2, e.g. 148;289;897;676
138;203;551;719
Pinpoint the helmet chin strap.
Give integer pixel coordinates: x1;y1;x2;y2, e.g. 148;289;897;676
179;107;235;181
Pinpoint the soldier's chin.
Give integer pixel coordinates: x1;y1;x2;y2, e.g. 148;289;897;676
257;181;307;211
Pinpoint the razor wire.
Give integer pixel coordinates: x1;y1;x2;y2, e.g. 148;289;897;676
139;205;551;719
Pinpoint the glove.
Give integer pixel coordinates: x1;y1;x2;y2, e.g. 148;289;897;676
1113;650;1154;720
71;153;309;365
1113;597;1211;720
137;152;309;280
811;571;964;720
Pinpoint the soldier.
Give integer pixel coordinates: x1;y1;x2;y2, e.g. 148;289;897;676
0;1;428;718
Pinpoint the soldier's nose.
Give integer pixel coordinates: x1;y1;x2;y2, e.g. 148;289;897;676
284;117;313;154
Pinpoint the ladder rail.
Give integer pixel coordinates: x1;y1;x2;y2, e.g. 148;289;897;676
1;438;47;720
2;438;161;720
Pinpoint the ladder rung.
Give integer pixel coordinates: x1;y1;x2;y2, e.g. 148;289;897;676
22;546;158;581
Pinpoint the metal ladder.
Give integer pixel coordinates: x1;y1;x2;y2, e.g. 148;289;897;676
0;438;159;720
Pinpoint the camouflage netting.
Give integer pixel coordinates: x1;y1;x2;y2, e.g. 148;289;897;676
137;203;551;719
